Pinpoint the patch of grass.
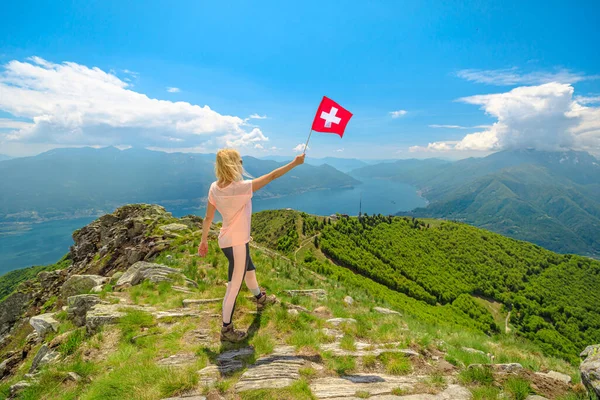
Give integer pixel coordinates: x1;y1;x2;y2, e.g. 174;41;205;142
355;390;370;398
239;378;316;400
470;385;501;400
58;328;86;356
340;334;356;351
117;309;156;343
251;333;275;356
287;330;320;352
379;353;411;375
459;366;494;386
503;377;532;400
158;366;198;398
325;355;356;375
391;387;407;395
362;355;377;369
299;367;317;379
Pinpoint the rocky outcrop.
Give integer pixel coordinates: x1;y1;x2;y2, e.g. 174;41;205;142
0;292;31;338
373;307;401;316
580;343;600;398
29;313;60;337
61;275;109;298
535;370;571;384
234;346;305;392
66;294;108;326
29;344;60;373
0;351;23;379
468;363;523;373
284;289;327;299
114;261;198;290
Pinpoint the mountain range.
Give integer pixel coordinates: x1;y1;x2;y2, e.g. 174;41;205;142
351;149;600;257
0;147;359;223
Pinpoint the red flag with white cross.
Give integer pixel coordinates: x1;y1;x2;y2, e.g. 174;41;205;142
311;96;353;138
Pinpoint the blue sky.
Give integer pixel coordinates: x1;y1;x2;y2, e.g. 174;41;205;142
0;0;599;159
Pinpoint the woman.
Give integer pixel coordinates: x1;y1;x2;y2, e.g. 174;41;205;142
198;149;305;342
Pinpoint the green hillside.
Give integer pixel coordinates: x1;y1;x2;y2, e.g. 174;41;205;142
253;211;600;364
352;149;600;257
0;205;590;399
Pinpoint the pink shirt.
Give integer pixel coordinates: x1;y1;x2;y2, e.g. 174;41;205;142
208;180;253;248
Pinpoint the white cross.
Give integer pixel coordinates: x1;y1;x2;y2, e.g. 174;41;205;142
320;106;341;128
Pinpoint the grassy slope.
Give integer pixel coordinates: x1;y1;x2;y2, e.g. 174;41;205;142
0;209;589;399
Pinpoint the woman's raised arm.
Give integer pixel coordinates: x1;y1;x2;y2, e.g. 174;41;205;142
252;154;305;192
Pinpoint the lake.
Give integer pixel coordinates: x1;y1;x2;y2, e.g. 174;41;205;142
0;178;425;276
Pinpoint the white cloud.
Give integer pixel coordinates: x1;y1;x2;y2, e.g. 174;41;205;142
336;148;344;152
166;87;180;93
0;57;267;151
389;110;407;118
249;114;268;119
0;118;34;130
224;128;269;148
293;143;309;152
575;96;600;105
456;67;597;86
412;82;600;155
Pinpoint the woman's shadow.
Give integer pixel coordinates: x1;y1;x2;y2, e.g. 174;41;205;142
198;307;263;380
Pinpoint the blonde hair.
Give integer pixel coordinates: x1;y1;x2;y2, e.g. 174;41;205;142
215;148;244;184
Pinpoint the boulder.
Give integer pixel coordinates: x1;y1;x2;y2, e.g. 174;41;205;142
373;306;401;316
67;294;108;326
29;313;60;337
580;343;600;398
160;223;190;233
234;346;305;392
0;291;31;337
85;303;126;333
10;381;32;396
66;372;82;382
37;269;65;289
326;318;357;327
62;275;109;298
581;344;600;358
29;344;60;373
344;296;354;306
115;261;198;290
535;370;572;384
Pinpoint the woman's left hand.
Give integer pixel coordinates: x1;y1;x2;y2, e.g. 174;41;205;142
198;241;209;257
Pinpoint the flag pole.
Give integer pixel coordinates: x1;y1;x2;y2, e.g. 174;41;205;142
303;128;313;154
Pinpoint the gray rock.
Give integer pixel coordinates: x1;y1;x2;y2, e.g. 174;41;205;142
461;347;486;355
62;275;109;298
284;289;327;299
235;346;305;392
344;296;354;306
0;291;31;337
310;373;424;399
85;303;126;333
326;318;357;327
157;353;197;368
115;261;198;289
525;396;549;400
10;381;32;396
183;298;222;307
67;294;107;326
320;341;419;358
66;372;82;382
29;344;60;373
288;309;299;316
285;303;310;313
535;370;572;384
373;307;402;316
160;223;190;232
581;344;600;358
37;269;65;289
29;313;60;337
580;343;600;398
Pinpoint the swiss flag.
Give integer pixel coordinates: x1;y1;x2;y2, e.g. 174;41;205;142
311;96;353;138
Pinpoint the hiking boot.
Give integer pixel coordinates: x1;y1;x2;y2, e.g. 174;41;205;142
220;324;247;343
255;291;277;310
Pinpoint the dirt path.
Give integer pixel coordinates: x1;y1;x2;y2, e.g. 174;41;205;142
294;234;321;262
